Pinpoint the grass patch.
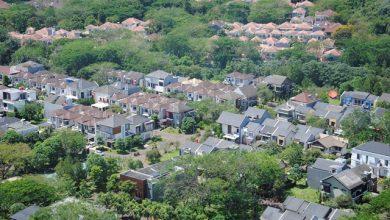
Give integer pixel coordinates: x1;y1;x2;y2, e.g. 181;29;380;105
160;149;179;161
287;186;321;203
162;127;181;134
328;98;340;106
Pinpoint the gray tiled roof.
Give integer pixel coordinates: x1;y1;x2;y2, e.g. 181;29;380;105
226;71;255;80
126;115;151;125
217;111;247;127
147;70;170;79
246;122;262;131
261;207;282;220
342;91;370;100
234;85;257;98
379;93;390;102
311;158;346;172
97;114;131;127
93;85;120;95
332;164;372;189
263;75;288;86
244;107;267;118
354;141;390;157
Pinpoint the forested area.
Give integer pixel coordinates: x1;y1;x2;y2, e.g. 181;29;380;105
0;0;389;95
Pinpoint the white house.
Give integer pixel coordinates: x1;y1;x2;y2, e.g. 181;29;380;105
351;141;390;177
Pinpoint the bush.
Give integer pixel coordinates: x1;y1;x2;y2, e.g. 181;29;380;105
180;117;197;134
146;148;161;164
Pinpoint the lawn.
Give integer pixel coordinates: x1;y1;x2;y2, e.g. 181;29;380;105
160;149;179;161
328;98;340;106
287;180;321;203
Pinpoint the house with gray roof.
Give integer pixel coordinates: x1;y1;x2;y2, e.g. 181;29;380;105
95;114;133;146
120;160;175;200
6;120;39;136
260;196;351;220
307;158;349;189
145;70;178;93
217;111;250;144
64;77;98;100
340;91;378;109
351;141;390;177
244;107;271;123
293;125;324;148
321;164;376;202
258;118;296;147
255;75;293;95
11;61;45;74
223;71;255;87
179;137;253;156
43;94;73;118
126;115;154;140
233;85;257;110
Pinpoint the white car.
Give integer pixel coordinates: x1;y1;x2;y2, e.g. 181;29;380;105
94;150;105;156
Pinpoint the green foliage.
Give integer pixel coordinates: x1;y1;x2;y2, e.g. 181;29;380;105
55;157;87;191
127;158;144;170
281;144;303;166
158;151;285;219
335;194;353;209
189;99;238;123
75;98;95;106
18;102;44;122
0;177;58;218
31;201;117;220
31;130;86;171
305;114;328;129
0;143;31;179
288;164;303;183
146;147;161;164
86;154;119;192
180;117;197;134
11;41;49;65
248;0;291;24
1;130;24;144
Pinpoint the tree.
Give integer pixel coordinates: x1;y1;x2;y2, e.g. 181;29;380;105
288;164;303;184
114;138;127;153
180;117;197;134
335;194;353;209
0;177;58;218
257;85;274;104
86;154;119;192
2;75;11;86
281;144;303;166
248;0;291;24
128;158;143;170
341;109;377;147
74;98;95;106
55;157;87;187
1;130;24;143
31;201;116;220
305;114;328;129
0;143;31;179
146;147;161;164
18;102;44;122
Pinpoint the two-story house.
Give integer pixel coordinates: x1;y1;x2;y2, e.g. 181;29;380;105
0;88;36;112
340;91;378;109
144;70;178;93
63;78;98;100
255;75;293;95
309;135;348;155
95;114;133;147
217;111;250;144
320;164;376;202
223;72;255;87
307;158;349;189
43;94;73;118
351;141;390;178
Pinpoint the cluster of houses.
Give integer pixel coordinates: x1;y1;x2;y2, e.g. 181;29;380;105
8;17;148;45
210;0;342;60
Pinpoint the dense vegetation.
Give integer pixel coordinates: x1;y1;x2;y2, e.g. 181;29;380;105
0;0;388;96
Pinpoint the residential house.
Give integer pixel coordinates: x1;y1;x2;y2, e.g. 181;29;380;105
243;122;263;145
180;137;253;156
258;118;296;147
309;135;348;155
0;88;36;112
378;92;390;104
120;160;175;200
5;119;39;136
351;141;390;177
43;95;73;118
261;196;351;220
289;92;318;107
126;115;154;140
275;103;295;122
95;114;133;147
307;158;349;189
340;91;378;109
217;111;250;144
10;61;45;74
321;164;376;202
256;75;293;95
144;70;178;93
293;124;324;149
232;86;257;110
63;77;98;100
244;107;271;123
223;72;255;87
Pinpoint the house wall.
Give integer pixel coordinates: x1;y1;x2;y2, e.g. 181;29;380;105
321;177;350;199
307;167;337;189
351;149;390;177
43;102;63;118
120;174;148;199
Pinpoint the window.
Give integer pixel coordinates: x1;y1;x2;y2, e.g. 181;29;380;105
365;155;368;163
357;154;360;160
158;81;164;86
323;183;331;193
386;160;389;167
72;91;76;96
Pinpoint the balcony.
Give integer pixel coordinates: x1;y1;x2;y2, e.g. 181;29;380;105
223;133;239;141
